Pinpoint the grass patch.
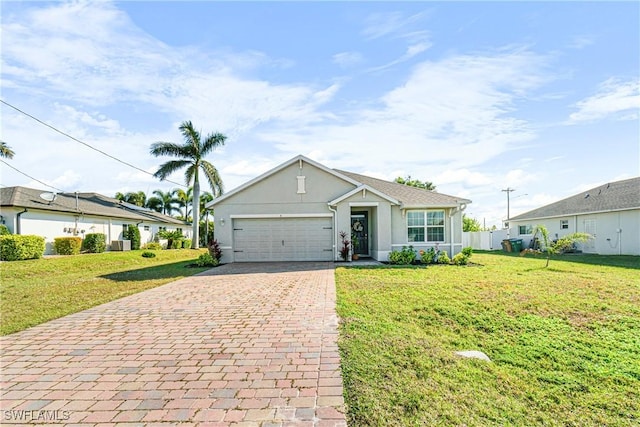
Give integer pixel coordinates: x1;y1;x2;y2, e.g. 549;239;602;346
336;252;640;426
0;249;209;335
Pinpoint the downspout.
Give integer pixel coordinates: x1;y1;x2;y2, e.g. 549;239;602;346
328;204;338;261
16;208;28;234
450;208;456;255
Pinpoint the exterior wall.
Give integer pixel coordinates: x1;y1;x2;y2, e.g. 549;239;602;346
390;206;466;259
510;209;640;255
214;161;357;263
0;207;185;255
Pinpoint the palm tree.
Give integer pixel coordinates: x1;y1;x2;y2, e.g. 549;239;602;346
149;189;179;216
115;191;147;207
150;121;225;249
173;187;193;220
0;142;15;159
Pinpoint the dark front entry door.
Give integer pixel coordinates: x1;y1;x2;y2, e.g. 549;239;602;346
351;212;368;256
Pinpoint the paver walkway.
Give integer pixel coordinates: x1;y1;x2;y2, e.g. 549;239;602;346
0;262;347;427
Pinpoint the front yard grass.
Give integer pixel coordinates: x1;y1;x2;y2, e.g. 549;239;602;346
0;249;209;335
336;252;640;426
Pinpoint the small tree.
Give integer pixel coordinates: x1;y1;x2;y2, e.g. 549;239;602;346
521;225;591;267
463;214;482;232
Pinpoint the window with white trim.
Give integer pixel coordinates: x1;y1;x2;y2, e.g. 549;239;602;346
518;225;533;235
560;220;569;230
407;210;445;242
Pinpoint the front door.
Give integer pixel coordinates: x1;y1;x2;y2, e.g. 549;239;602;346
351;212;368;256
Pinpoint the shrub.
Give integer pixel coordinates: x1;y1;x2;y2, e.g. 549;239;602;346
158;230;184;250
437;250;450;264
54;237;82;255
339;231;351;261
82;233;106;253
452;252;469;265
0;225;11;235
170;239;183;249
182;239;192;249
196;252;219;267
142;242;163;250
462;246;473;257
208;239;223;262
125;225;141;250
388;246;416;265
141;251;156;258
0;235;45;261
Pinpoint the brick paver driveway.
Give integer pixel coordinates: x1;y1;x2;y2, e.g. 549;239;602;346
0;262;346;426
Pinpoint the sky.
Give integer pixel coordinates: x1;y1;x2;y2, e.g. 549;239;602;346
1;1;638;228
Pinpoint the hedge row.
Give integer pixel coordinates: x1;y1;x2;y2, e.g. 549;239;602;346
0;235;45;261
54;237;83;255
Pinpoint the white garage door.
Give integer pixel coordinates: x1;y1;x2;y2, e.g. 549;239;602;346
233;217;334;262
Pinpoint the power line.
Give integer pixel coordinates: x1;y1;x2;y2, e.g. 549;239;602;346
0;159;65;193
0;99;186;188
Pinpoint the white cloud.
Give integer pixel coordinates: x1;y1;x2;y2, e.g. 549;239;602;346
362;11;429;40
333;52;364;68
568;78;640;123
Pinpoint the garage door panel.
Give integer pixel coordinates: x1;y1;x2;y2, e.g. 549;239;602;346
233;217;333;262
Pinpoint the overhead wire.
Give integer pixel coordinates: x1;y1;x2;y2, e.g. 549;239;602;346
0;99;186;188
0;159;65;193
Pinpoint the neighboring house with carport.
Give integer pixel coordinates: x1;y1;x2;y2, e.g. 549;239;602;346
509;177;640;255
0;186;188;254
207;155;471;263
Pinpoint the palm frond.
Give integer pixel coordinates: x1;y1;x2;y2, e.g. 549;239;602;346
153;160;192;180
201;133;226;156
150;141;191;158
179;121;201;154
200;160;224;196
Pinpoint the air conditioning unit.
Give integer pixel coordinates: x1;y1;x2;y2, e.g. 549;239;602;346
111;240;132;251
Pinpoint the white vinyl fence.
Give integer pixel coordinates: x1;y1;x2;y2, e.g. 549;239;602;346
463;229;516;251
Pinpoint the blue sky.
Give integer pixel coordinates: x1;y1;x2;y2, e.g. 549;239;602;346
1;1;638;228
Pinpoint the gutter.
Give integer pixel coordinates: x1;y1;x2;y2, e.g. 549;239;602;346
16;208;28;234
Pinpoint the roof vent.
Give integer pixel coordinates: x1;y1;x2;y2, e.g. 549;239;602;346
584;193;590;199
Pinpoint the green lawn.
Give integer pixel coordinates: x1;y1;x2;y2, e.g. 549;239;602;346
0;249;209;335
336;252;640;426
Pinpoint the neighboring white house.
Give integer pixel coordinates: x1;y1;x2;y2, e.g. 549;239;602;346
206;155;471;263
508;177;640;255
0;186;189;254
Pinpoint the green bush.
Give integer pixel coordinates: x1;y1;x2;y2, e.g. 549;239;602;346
462;246;473;257
388;246;416;265
452;252;469;265
169;239;183;250
0;235;45;261
82;233;106;253
54;237;83;255
141;251;156;258
125;225;141;250
437;250;450;264
196;252;219;267
142;242;163;250
0;225;11;235
182;239;192;249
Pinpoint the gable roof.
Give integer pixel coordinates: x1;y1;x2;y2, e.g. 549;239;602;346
209;154;472;209
336;170;471;208
0;186;186;225
510;177;640;221
209;155;361;207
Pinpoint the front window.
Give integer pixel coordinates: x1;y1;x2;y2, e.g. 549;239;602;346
560;220;569;230
407;210;444;242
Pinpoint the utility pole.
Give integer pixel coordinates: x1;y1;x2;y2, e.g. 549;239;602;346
502;188;515;237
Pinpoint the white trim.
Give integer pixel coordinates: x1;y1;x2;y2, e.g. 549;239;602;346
230;213;333;219
329;185;399;206
208;155;361;207
349;202;379;207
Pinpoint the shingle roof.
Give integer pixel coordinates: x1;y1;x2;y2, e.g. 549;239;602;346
335;170;471;208
0;186;186;225
510;177;640;221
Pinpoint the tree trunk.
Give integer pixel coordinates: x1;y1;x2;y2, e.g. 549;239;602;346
192;174;200;249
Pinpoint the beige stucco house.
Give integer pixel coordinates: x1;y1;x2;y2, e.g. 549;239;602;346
207;155;471;263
